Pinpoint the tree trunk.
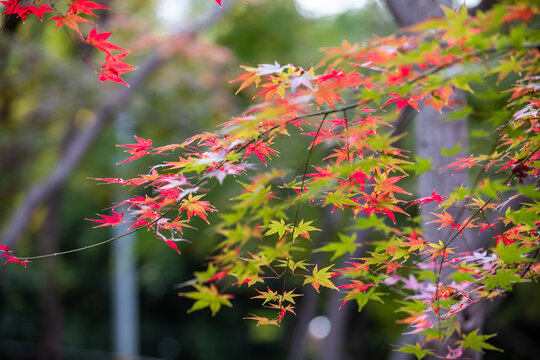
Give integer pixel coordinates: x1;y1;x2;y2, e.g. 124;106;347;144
37;188;64;360
384;1;484;359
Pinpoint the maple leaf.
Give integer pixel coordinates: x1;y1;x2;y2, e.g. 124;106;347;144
314;83;344;108
27;1;53;21
0;244;29;267
85;29;127;54
306;165;334;180
316;232;358;261
397;342;434;360
244;314;280;326
1;253;29;268
164;239;182;254
180;284;233;316
422;241;454;262
51;12;92;35
99;52;135;87
242;140;278;166
116;135;152;164
381;93;422;112
428;211;456;230
180;194;217;223
280;289;302;304
402;234;427;252
251;287;279;305
87;209;124;228
69;0;109;17
339;280;374;293
303;265;339;292
457;330;502;354
0;0;53;23
444;155;478;174
1;0;19;15
229;71;258;94
292;219;321;240
408;190;447;208
502;3;538;23
265;218;291;239
338;261;369;274
268;303;296;322
378;261;402;275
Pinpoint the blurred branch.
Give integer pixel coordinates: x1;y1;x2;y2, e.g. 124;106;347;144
1;2;233;249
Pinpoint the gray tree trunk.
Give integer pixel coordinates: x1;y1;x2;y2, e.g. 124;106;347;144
385;1;484;359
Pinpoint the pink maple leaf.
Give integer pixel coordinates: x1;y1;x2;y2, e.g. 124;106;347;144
87;210;124;228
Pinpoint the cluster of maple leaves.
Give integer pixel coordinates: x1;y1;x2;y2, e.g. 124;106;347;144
1;0;134;85
2;1;539;359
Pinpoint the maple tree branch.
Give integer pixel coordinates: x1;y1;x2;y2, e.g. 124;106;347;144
1;3;233;250
289;41;540;124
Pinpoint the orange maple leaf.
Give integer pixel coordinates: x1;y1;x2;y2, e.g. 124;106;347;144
51;13;92;35
180;194;217;223
428;211;456;230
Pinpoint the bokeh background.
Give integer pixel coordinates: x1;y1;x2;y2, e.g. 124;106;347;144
1;0;538;359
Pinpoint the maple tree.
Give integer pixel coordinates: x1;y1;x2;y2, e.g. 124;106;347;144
1;0;539;359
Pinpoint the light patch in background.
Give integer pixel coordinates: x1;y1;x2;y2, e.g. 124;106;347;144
156;0;190;29
308;315;332;340
457;0;483;7
295;0;368;18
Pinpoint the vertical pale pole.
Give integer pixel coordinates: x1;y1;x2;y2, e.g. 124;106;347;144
113;112;139;360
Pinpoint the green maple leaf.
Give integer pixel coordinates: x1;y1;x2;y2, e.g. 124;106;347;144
494;242;531;264
276;259;310;273
293;219;321;240
265;218;291;238
303;265;339;293
251;287;279;305
316;232;359;260
343;286;384;311
397;342;434;360
180;284;233;316
457;329;503;354
485;268;521;292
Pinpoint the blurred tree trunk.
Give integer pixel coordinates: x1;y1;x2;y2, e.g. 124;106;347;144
385;1;484;359
287;209;340;360
319;239;366;360
37;187;64;360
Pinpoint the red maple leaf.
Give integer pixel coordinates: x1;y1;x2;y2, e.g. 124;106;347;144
164;239;183;254
339;280;374;293
243;140;278;165
1;253;29;267
379;261;402;275
99;53;135;87
87;209;124;228
408;190;447;208
69;0;109;17
1;0;20;15
27;1;53;21
338;261;369;274
306;165;334;179
502;4;536;23
85;29;127;54
116;135;152;164
381;93;422;111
